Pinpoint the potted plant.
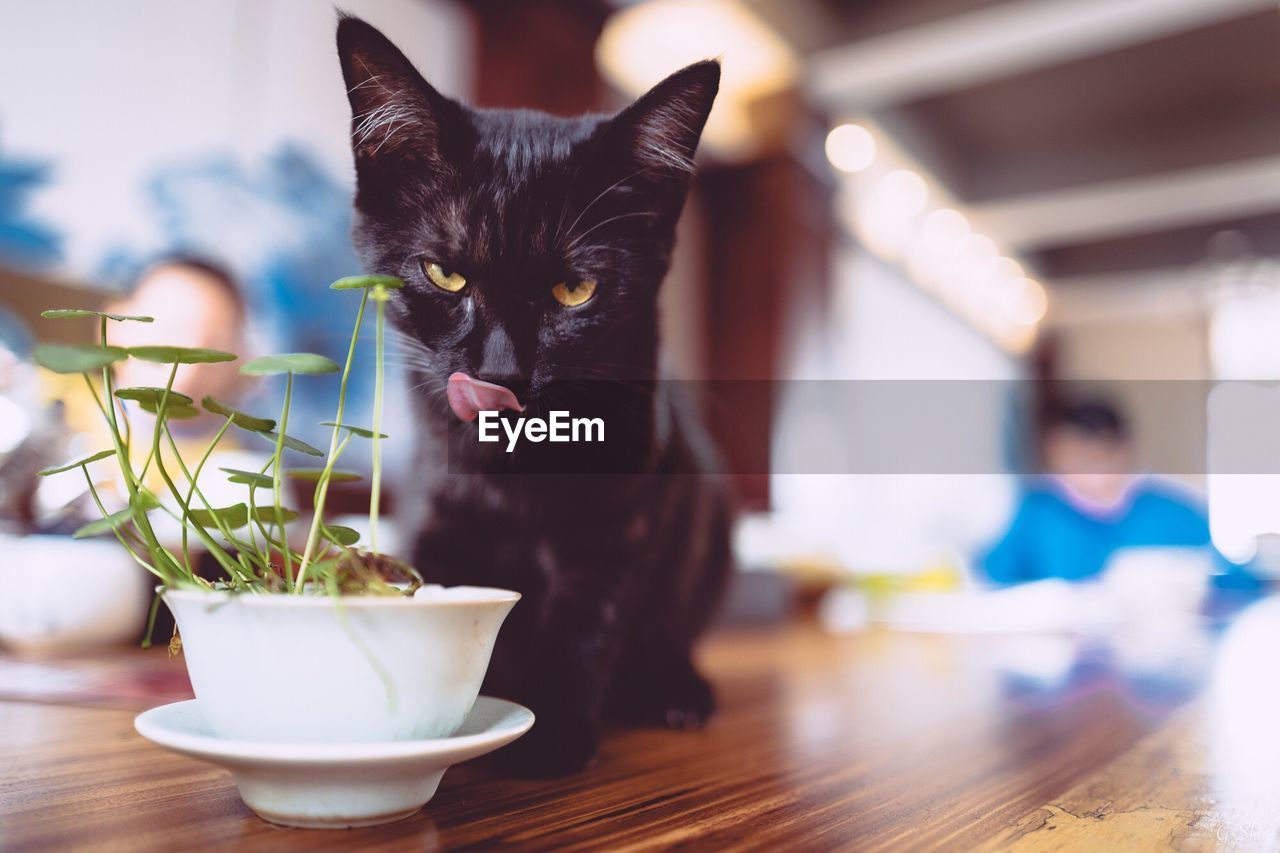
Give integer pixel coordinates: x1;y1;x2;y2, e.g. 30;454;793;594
34;276;527;827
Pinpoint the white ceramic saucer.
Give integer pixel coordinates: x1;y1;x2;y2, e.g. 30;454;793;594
134;696;533;828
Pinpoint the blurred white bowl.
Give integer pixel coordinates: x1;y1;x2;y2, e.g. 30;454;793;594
0;535;151;654
1102;546;1212;618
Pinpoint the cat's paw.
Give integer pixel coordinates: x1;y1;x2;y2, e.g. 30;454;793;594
608;660;716;729
665;666;716;727
656;666;715;729
493;709;600;778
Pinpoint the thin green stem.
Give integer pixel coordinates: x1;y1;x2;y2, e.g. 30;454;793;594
274;372;294;588
93;324;168;581
81;466;162;579
141;593;162;648
163;425;268;581
149;367;251;584
81;372;110;421
119;395;132;456
178;415;235;575
370;287;386;552
296;289;369;591
245;482;264;567
248;456;299;570
136;443;159;484
149;366;186;513
150;500;236;581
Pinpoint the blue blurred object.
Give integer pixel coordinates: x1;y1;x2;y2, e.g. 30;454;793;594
0;134;62;269
981;477;1263;591
99;143;360;338
94;143;378;450
0;305;32;357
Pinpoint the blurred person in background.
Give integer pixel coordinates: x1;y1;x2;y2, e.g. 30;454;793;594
105;257;248;406
35;256;262;527
102;256;260;497
980;401;1261;592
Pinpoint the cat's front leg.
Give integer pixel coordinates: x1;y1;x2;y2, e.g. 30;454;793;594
496;562;633;777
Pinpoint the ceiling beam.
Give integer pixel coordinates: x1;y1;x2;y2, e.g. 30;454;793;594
971;156;1280;250
806;0;1276;110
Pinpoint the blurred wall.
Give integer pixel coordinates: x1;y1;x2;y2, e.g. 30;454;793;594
1048;277;1210;485
832;250;1019;381
769;246;1020;574
0;0;471;280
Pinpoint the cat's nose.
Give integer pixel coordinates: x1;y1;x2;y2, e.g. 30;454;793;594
477;323;523;384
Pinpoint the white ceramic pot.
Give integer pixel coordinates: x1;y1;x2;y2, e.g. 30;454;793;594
0;535;151;654
162;585;519;743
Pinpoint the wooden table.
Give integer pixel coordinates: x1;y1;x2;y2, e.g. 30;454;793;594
3;608;1280;851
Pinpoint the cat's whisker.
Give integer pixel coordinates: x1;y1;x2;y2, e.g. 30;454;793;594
352;59;414;148
385;346;432;360
558;166;651;248
410;381;454;419
386;358;436;374
537;361;664;399
354;101;418;150
387;332;439;364
389;327;430;347
371;121;403;156
385;336;431;355
565;211;660;251
385;359;435;374
354;58;404;103
381;348;437;371
347;73;386;95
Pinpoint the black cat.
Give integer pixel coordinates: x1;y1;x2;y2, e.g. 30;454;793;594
336;15;734;776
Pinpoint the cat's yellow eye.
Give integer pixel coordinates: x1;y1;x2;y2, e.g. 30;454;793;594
423;261;466;293
551;279;597;308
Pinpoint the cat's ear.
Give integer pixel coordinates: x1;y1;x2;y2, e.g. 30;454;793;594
607;60;721;178
336;14;461;170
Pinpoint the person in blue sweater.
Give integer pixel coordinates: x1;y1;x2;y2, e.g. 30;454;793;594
982;401;1261;591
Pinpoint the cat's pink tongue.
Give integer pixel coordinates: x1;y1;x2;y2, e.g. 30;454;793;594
447;372;524;422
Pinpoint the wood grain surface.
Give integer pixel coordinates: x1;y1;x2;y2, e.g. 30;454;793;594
3;616;1277;851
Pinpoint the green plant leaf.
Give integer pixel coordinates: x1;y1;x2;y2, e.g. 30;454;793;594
115;386;195;406
186;504;298;530
253;506;299;524
38;449;116;476
320;421;388;439
187;503;249;530
322;525;361;547
73;508;135;539
220;467;273;488
240;353;340;376
73;490;159;539
128;346;237;365
257;430;325;457
201;396;276;432
132;489;162;512
33;343;128;374
330;275;405;291
286;468;362;483
41;309;154;323
140;399;200;419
